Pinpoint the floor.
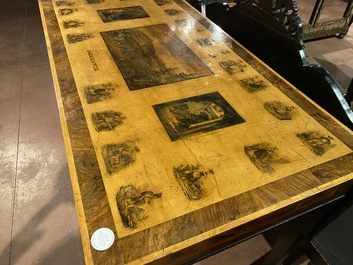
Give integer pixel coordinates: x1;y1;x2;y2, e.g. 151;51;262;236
0;0;352;264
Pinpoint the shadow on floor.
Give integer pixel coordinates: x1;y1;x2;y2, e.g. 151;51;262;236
0;166;84;265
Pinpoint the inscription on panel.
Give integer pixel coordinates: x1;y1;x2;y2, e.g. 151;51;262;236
100;24;213;90
102;141;140;174
92;111;125;131
264;101;295;120
173;164;213;200
97;6;149;23
245;143;290;173
86;50;100;71
153;92;245;141
116;185;162;229
296;131;335;156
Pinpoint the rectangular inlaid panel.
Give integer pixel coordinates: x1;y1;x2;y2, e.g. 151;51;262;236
39;0;353;264
97;6;150;22
101;24;213;90
153;92;245;140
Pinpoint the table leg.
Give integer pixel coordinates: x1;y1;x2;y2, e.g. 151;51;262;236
253;200;340;265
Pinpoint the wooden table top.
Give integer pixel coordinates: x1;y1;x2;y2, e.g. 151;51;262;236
38;0;353;264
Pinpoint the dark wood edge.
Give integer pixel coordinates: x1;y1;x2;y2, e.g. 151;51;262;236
39;1;119;264
149;179;353;265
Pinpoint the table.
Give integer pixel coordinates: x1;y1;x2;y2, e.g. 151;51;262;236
38;0;353;264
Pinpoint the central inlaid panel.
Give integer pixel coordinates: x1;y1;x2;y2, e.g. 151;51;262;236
101;23;213;90
153;92;245;140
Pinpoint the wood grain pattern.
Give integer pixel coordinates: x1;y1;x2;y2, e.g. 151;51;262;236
38;0;353;264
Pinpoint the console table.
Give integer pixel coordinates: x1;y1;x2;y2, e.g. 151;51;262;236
38;0;353;264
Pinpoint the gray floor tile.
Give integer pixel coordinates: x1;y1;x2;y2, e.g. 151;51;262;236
10;64;84;265
0;25;24;69
0;71;21;265
22;1;49;67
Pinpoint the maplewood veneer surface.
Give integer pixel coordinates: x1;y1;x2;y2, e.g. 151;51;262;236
38;0;353;264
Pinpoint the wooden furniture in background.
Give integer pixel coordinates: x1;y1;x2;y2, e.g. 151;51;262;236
38;0;353;264
302;0;353;40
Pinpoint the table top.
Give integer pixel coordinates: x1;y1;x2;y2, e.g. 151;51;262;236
38;0;353;264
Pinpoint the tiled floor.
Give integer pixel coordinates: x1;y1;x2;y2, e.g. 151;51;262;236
0;1;84;264
0;1;352;264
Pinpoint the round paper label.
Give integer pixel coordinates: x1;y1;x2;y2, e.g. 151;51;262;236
90;228;115;251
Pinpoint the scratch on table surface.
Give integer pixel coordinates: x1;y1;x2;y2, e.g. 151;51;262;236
95;130;100;144
293;149;315;166
212;171;221;197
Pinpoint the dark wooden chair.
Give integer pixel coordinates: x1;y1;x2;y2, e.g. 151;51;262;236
206;0;353;130
303;193;353;265
249;188;353;265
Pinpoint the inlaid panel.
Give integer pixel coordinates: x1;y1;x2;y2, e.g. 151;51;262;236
97;6;150;22
101;23;213;90
153;92;245;140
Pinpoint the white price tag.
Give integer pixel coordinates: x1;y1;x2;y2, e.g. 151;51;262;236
90;228;115;251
